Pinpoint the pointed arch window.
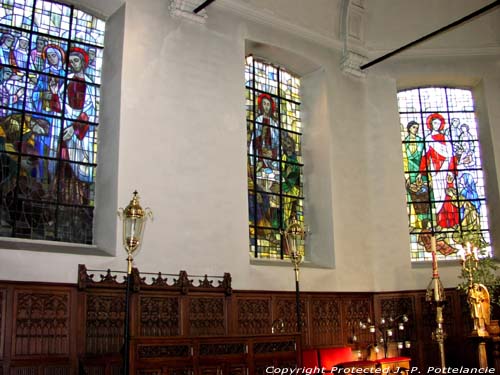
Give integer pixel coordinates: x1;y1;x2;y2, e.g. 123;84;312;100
245;55;305;259
398;87;491;261
0;0;105;244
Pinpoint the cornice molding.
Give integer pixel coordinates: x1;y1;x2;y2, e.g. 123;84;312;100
214;0;500;60
214;0;344;51
170;0;208;24
366;45;500;60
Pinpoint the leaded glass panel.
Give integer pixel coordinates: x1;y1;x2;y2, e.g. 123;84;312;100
0;0;104;244
246;55;305;259
398;87;491;262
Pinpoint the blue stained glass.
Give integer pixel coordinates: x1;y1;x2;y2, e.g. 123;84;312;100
0;0;105;244
0;0;34;30
34;0;71;38
71;9;105;47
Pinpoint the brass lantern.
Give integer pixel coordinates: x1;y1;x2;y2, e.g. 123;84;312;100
118;191;153;274
284;219;306;272
283;218;306;333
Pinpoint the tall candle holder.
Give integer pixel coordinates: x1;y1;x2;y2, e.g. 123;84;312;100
425;235;446;371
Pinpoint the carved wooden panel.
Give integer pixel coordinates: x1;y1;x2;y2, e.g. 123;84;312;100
80;366;105;375
344;296;373;346
188;297;225;336
139;295;180;336
199;343;245;356
9;367;36;375
235;297;271;335
12;290;70;356
310;297;341;346
137;344;191;359
253;340;296;354
8;366;71;375
0;268;474;373
275;298;307;335
377;295;416;342
85;293;125;354
42;366;71;375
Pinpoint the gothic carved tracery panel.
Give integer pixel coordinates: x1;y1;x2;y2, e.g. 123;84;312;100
13;290;70;356
236;298;271;335
139;295;180;337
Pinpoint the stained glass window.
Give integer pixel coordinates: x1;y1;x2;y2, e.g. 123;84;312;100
245;55;304;259
0;0;105;244
398;87;491;262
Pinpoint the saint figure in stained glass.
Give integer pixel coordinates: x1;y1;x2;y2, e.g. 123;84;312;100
246;56;304;259
0;0;104;244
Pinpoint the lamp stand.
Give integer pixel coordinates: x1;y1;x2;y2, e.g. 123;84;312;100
283;219;306;335
293;258;301;333
118;191;152;375
434;303;446;370
426;236;447;371
123;260;133;375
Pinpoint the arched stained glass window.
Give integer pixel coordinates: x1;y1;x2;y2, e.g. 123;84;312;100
245;55;304;259
398;87;491;261
0;0;105;244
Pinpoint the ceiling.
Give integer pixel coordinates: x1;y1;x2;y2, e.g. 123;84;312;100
69;0;500;58
220;0;500;58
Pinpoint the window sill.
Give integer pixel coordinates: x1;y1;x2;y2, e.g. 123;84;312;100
0;237;114;256
249;257;333;269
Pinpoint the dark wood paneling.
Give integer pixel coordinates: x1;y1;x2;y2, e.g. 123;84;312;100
309;296;342;347
188;296;226;336
0;266;478;373
233;296;272;335
12;288;71;357
138;293;180;337
84;291;125;354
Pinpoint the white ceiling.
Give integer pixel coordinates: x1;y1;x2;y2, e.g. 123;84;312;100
220;0;500;57
69;0;500;58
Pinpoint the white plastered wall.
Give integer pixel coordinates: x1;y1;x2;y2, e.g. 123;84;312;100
0;0;498;293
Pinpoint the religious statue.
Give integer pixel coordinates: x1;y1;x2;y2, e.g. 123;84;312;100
468;283;490;337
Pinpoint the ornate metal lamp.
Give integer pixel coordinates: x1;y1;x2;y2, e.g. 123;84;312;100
283;218;306;333
117;191;152;375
